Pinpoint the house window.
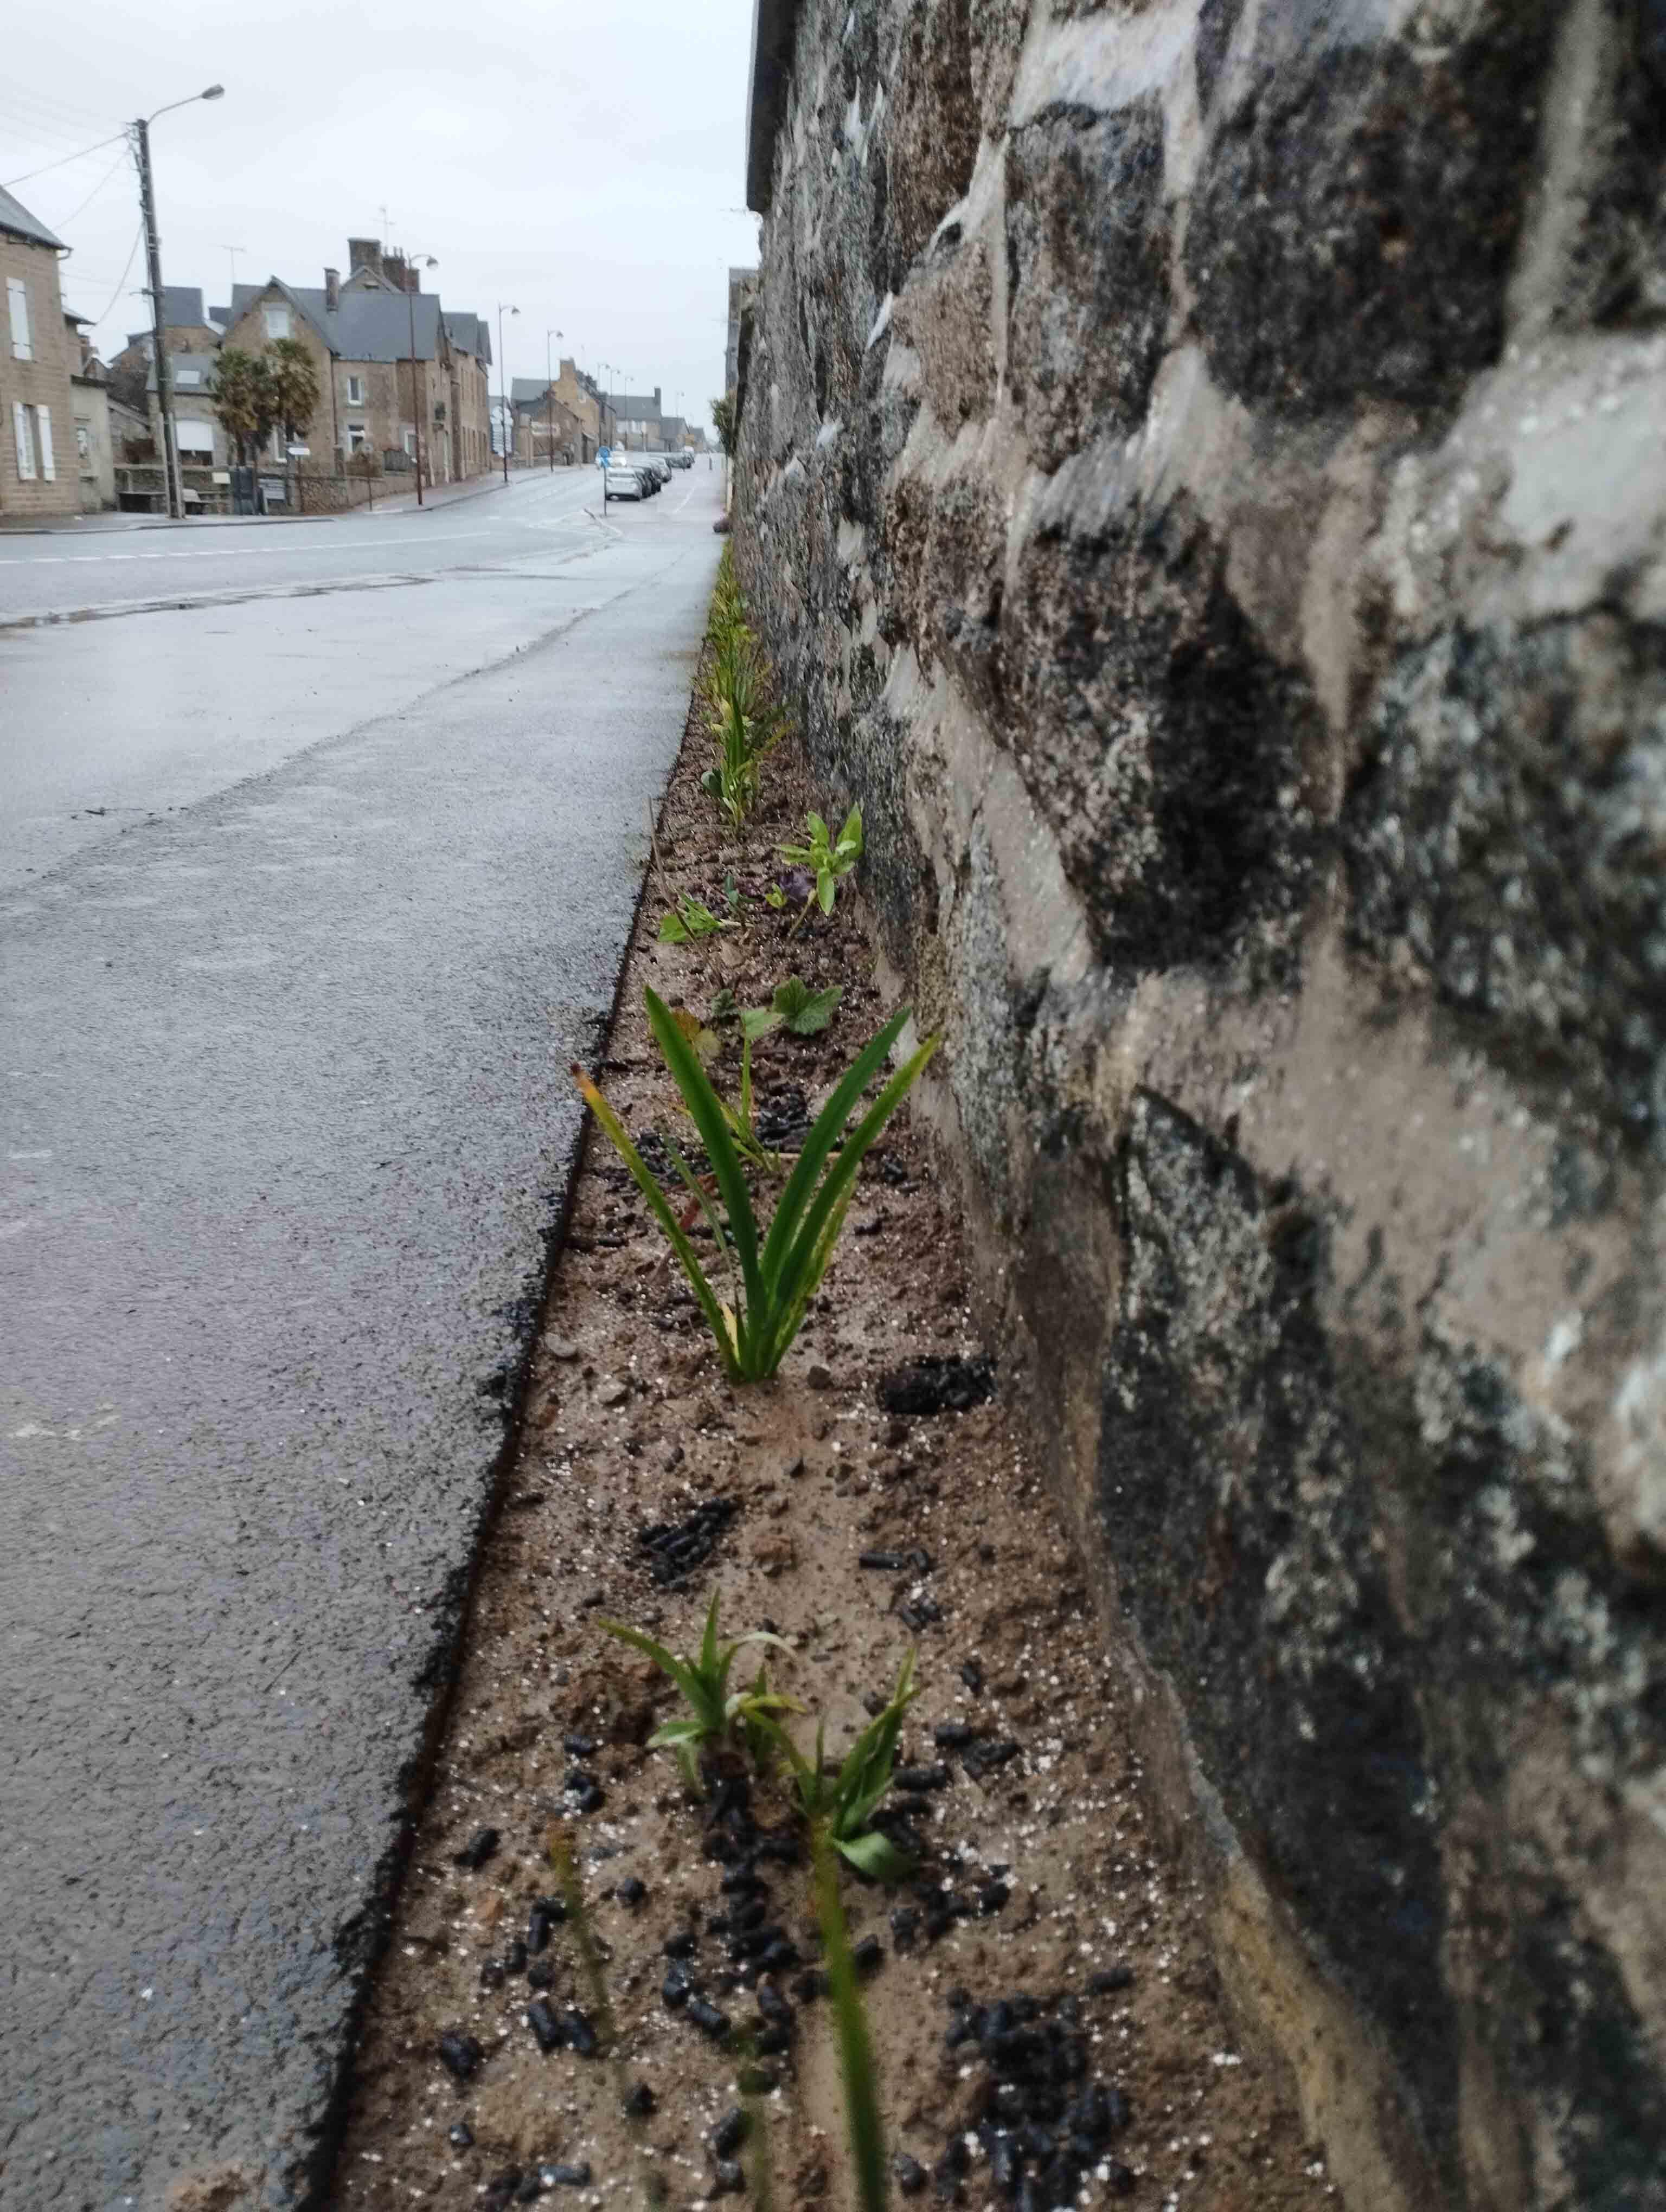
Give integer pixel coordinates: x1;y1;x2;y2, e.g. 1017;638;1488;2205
402;425;416;457
263;304;291;342
175;368;202;387
75;422;91;462
345;374;364;404
11;401;54;480
175;419;215;456
8;276;31;361
347;422;369;453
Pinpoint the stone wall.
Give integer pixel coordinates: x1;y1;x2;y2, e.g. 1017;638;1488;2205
732;3;1666;2206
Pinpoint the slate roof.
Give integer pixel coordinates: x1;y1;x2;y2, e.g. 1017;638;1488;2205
444;311;490;362
0;184;65;251
228;280;451;363
607;391;662;419
510;377;554;403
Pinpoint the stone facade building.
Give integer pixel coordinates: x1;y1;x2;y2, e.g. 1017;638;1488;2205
1;184;80;521
734;5;1666;2209
221;242;492;487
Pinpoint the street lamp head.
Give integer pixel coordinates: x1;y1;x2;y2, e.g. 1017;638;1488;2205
201;85;225;100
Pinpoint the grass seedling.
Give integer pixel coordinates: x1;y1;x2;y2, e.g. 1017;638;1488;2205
763;1649;921;1881
699;628;787;828
599;1591;798;1790
779;805;863;923
574;991;937;1382
815;1825;890;2212
548;1824;617;2050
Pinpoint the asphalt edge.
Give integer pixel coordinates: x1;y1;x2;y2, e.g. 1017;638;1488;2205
292;623;715;2211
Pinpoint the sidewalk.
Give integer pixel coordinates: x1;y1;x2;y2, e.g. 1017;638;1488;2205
0;467;540;539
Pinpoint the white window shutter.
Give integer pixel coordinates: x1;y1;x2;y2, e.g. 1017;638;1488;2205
36;407;54;481
13;400;35;479
8;278;31;361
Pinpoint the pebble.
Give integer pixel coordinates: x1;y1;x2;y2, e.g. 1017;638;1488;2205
437;2029;484;2082
599;1380;631;1407
806;1364;835;1390
453;1826;501;1870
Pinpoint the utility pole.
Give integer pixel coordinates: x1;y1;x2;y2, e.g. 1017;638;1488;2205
131;85;223;523
546;326;562;473
134;120;181;522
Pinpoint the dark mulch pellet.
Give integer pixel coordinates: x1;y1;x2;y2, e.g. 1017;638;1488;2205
962;1739;1020;1782
959;1657;985;1693
663;1928;700;1958
437;2029;484;2082
663;1963;693;2009
687;1996;732;2039
712;2159;747;2195
541;2162;593;2189
893;2155;927;2196
712;2107;748;2157
528;1897;567;1953
894;1764;952;1792
1086;1964;1135;1996
527;1998;565;2054
624;2081;657;2118
877;1355;996;1417
448;2121;475;2150
481;2174;521;2212
851;1935;884;1976
616;1876;648;1907
639;1496;738;1585
452;1827;500;1870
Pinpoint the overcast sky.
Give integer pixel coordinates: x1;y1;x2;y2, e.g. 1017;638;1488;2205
4;0;762;435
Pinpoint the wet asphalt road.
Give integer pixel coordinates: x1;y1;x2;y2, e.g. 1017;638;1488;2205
1;464;724;2208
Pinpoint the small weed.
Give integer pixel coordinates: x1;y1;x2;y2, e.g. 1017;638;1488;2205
574;991;937;1382
701;629;786;829
764;1649;921;1882
599;1590;798;1791
742;977;843;1040
779;805;863;922
659;895;733;944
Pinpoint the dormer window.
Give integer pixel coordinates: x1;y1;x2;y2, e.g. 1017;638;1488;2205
264;304;291;342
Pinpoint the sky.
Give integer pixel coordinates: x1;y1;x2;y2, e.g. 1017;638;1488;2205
3;0;762;437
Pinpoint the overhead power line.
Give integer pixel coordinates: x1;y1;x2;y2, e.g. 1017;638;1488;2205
3;130;130;191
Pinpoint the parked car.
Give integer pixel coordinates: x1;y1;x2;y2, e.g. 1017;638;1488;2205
604;465;644;502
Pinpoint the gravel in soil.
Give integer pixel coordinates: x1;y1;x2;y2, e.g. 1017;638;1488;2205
331;673;1338;2211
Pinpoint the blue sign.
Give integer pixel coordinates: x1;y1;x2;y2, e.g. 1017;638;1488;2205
598;446;612;468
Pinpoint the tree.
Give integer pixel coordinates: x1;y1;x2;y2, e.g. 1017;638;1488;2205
212;346;278;467
711;391;738;459
266;337;320;450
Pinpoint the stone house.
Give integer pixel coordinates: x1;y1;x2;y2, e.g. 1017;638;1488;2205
107;286;225;384
65;316;116;511
509;378;584;463
221;241;492;486
1;184;80;520
608;384;663;450
549;357;613;459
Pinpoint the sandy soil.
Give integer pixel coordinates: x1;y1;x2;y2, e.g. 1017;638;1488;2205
329;658;1337;2212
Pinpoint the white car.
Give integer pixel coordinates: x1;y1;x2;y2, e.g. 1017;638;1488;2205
604;465;644;502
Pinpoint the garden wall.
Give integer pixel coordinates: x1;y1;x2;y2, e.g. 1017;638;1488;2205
732;2;1666;2205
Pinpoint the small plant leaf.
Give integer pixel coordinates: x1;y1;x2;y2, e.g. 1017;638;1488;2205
741;1006;784;1041
834;1830;914;1883
670;1006;722;1064
658;910;691;943
773;978;842;1036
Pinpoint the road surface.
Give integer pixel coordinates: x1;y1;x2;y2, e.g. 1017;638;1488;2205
1;462;725;2208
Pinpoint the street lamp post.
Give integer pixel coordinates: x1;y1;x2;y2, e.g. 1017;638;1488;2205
401;251;439;508
545;326;562;472
132;83;223;522
497;304;520;483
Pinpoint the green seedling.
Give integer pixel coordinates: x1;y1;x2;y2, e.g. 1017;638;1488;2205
779;805;863;921
659;894;733;944
763;1649;921;1882
742;977;843;1041
599;1591;798;1791
700;628;787;828
815;1825;890;2212
574;991;937;1382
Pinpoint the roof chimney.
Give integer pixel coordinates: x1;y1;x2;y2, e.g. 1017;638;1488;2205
348;236;379;275
654;385;662;409
324;266;340;312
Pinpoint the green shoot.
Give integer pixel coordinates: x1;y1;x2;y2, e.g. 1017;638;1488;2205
574;991;938;1382
598;1591;798;1790
742;978;843;1041
659;895;732;944
779;805;863;920
815;1827;889;2212
762;1649;921;1881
